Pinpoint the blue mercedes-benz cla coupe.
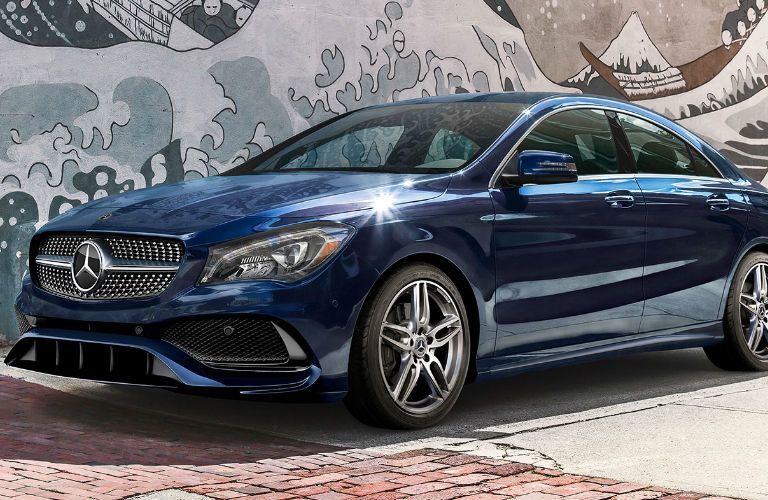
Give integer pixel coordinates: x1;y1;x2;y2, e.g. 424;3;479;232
7;92;768;428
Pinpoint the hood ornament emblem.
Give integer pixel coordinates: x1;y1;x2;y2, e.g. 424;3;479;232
72;240;105;292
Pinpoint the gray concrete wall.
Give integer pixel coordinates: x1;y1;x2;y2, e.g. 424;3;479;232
1;0;767;342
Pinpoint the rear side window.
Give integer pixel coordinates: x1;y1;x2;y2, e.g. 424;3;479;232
516;109;619;176
617;114;722;178
689;148;722;178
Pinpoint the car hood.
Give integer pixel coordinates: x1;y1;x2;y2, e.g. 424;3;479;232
42;172;450;236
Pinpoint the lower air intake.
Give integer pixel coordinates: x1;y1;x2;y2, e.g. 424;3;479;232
161;317;292;368
6;338;178;387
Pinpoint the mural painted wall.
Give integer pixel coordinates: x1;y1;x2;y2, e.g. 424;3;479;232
0;0;767;342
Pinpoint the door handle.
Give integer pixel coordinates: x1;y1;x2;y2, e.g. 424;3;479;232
605;191;635;208
707;194;730;211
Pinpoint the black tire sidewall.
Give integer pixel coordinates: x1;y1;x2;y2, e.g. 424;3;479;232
361;264;471;428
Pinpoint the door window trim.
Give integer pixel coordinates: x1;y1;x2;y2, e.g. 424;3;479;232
489;104;726;189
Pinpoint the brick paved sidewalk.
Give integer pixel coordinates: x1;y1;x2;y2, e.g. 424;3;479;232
0;374;737;500
0;448;733;500
0;375;336;466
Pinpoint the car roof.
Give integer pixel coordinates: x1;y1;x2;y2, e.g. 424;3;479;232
373;91;566;107
371;91;647;112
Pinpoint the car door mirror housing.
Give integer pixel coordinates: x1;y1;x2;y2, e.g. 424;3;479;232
502;150;579;186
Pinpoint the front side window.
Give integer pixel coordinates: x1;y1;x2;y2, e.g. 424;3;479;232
618;114;722;178
227;102;529;175
424;129;481;169
514;109;619;176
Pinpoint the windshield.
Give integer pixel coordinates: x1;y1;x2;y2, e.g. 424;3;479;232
226;102;529;175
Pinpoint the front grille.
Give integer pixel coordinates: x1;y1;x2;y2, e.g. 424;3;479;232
36;265;176;299
162;318;291;367
33;233;184;300
39;235;87;257
15;306;31;335
39;235;183;263
105;237;184;262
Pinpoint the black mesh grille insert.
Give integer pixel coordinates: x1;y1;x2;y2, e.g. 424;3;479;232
15;306;31;335
162;318;290;366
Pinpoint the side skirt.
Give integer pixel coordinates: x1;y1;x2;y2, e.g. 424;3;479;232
475;322;723;382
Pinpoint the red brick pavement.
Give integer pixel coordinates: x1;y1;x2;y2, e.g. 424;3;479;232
0;375;738;500
0;375;336;466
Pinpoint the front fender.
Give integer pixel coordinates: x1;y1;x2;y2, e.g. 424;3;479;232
343;188;497;359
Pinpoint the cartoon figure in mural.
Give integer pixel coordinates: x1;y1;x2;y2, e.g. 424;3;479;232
723;0;766;48
180;0;239;43
0;0;128;47
235;5;251;27
0;0;256;48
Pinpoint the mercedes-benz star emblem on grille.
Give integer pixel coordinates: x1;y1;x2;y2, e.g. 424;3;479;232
71;241;104;292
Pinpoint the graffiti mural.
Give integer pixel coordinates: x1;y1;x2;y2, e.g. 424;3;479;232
0;0;767;341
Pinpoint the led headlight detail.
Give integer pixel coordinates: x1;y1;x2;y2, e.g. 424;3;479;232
199;224;355;284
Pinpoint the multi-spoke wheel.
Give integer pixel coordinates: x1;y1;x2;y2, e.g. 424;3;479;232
345;264;471;428
379;280;464;414
705;252;768;371
737;263;768;358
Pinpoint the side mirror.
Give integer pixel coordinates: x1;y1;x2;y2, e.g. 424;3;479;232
504;150;578;186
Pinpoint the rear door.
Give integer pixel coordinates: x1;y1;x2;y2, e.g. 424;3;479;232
615;113;750;333
491;108;647;358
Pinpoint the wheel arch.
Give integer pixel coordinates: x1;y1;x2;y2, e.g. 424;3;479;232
357;252;482;383
719;237;768;319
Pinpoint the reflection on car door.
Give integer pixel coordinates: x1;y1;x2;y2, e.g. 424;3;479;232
616;113;750;333
491;108;646;361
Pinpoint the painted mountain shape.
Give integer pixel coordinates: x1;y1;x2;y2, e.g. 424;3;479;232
568;12;686;98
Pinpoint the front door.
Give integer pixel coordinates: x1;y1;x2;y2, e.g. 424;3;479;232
492;108;646;359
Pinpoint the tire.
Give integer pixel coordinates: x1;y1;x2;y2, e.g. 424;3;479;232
705;251;768;371
344;263;471;429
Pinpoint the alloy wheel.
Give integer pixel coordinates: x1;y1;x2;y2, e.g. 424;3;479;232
739;262;768;358
378;280;465;415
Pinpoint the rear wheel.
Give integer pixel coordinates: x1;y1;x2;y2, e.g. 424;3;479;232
705;252;768;371
345;264;470;428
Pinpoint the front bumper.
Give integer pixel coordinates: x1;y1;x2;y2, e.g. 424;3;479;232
5;329;324;399
8;238;378;400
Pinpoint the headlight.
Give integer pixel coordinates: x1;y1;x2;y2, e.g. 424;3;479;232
199;223;355;285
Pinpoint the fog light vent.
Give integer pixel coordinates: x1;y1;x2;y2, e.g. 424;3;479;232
161;317;292;367
15;306;31;335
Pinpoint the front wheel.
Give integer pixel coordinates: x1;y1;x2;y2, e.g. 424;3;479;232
344;264;471;429
705;252;768;371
